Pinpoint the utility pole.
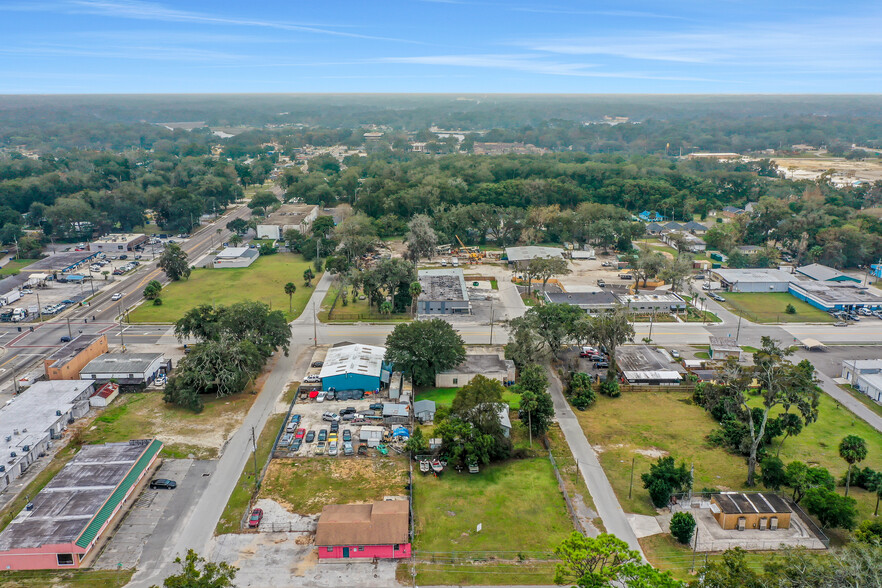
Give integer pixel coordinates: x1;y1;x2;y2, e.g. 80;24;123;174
628;457;636;499
34;290;42;323
66;317;72;339
251;426;259;486
489;301;494;345
690;525;700;573
735;312;743;342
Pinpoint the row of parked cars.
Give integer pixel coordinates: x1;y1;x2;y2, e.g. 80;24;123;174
579;345;610;369
279;412;360;456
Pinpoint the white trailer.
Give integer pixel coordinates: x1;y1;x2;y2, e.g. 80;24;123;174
1;290;21;306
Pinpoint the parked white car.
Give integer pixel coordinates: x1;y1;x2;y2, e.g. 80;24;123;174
316;391;327;403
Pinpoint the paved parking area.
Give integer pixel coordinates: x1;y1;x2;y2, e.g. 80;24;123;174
94;459;215;570
208;532;400;587
798;345;882;379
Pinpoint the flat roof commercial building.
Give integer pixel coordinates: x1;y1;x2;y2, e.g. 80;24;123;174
504;246;564;268
841;359;882;385
80;353;170;386
788;282;882;312
320;344;389;392
255;204;319;240
617;293;686;313
435;354;516;388
0;380;94;492
544;291;618;314
25;251;99;275
616;345;683;385
90;233;148;253
712;269;795;293
417;268;470;315
0;440;162;570
44;334;108;381
315;500;410;560
212;246;259;269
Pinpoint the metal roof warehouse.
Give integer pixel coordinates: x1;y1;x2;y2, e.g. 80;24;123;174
0;440;162;570
320;343;389;392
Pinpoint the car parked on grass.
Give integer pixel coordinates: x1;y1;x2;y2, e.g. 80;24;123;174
248;508;263;528
149;479;177;490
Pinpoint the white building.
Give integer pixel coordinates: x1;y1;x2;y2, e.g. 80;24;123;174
80;353;170;386
712;269;795;293
90;233;148;253
504;246;565;268
255;204;319;240
0;380;94;492
213;247;259;269
841;359;882;385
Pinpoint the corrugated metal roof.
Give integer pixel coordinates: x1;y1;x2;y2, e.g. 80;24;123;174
75;439;162;549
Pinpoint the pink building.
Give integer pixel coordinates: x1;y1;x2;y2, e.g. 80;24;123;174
315;500;411;560
0;440;161;570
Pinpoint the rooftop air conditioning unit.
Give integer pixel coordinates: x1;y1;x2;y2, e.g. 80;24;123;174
736;517;746;531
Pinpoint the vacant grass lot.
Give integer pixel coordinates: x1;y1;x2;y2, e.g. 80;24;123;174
411;457;574;584
81;390;258;459
576;389;882;520
416;386;522;410
259;456;409;515
640;534;768;582
0;568;134;588
129;254;321;323
0;258;39;276
719;292;834;323
319;281;411;323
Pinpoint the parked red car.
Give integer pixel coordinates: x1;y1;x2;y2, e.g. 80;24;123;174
248;508;263;528
295;428;306;440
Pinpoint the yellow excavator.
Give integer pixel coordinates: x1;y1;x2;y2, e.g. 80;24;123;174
454;235;484;263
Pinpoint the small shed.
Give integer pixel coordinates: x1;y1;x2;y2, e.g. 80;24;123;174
413;400;436;423
89;382;119;407
708;337;742;361
359;426;385;448
711;492;792;531
382;403;409;425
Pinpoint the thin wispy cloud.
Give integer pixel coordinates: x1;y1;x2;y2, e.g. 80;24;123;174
0;43;243;62
378;54;722;81
3;0;421;44
511;7;688;20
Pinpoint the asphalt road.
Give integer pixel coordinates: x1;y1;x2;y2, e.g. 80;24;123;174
0;205;251;392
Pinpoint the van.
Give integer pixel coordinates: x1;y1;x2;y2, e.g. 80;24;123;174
618;273;632;280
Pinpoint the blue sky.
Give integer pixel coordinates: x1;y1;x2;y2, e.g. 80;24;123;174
1;0;881;93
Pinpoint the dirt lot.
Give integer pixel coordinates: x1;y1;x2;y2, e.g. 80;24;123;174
773;156;882;185
558;255;635;292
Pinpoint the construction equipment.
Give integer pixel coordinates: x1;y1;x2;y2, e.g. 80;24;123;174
454;235;485;263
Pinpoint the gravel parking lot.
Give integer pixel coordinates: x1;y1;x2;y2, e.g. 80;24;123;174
277;396;389;458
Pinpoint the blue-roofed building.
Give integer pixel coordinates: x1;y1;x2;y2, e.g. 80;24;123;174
638;211;665;222
320;344;390;392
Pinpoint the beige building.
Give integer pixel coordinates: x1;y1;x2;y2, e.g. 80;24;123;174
255;204;319;240
44;334;108;381
711;492;792;531
435;354;516;388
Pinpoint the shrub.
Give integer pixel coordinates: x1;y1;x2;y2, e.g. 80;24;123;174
760;456;787;490
670;512;696;544
785;303;796;314
599;379;620;398
153;298;163;306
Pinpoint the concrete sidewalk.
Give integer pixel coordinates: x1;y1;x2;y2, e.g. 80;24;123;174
545;368;645;558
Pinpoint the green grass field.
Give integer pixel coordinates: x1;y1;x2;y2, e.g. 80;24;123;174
411;457;574;584
0;568;134;588
129;253;321;323
259;456;409;515
719;292;834;323
576;389;882;522
416;386;522;410
0;258;39;276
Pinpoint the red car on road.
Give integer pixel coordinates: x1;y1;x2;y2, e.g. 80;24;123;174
295;428;306;440
248;508;263;528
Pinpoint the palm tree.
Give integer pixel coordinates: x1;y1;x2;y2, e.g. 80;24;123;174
380;300;393;315
303;268;315;287
409;281;422;316
229;233;243;247
284;282;296;314
840;435;868;496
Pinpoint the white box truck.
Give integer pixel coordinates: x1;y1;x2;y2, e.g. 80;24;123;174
1;290;21;306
